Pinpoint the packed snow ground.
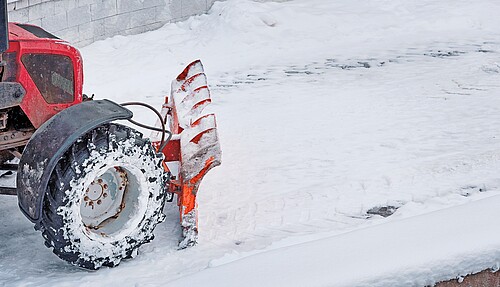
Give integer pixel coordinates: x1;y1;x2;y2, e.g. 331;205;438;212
1;0;500;285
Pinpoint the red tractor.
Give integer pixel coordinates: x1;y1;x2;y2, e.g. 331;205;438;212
0;3;220;269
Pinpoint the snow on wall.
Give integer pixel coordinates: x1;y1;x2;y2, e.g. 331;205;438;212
6;0;219;47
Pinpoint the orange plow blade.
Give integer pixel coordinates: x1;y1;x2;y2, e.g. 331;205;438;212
152;60;221;248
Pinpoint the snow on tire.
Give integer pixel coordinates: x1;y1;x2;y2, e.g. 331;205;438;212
39;123;167;270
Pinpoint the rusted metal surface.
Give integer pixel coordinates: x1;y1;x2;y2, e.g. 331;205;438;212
0;83;25;109
0;112;7;129
0;128;33;151
81;166;128;231
435;269;500;287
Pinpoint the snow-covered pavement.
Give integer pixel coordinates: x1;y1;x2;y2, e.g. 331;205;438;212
167;195;500;287
1;0;500;285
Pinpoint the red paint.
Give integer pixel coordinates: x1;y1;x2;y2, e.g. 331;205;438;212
175;59;201;81
161;139;181;161
6;23;84;128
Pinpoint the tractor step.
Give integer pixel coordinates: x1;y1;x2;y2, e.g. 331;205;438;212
0;163;17;170
0;186;16;195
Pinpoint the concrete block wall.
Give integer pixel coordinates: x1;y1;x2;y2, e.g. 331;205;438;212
7;0;219;47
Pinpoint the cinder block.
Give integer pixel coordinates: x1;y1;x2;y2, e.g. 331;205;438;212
181;0;206;18
93;19;106;36
90;0;118;21
41;12;67;32
78;19;105;41
116;0;143;14
8;9;29;23
77;22;94;41
103;13;131;36
93;33;107;42
169;0;181;20
54;0;78;15
14;0;30;10
7;2;16;11
129;7;157;27
143;0;166;9
53;27;80;43
28;0;42;6
74;38;94;48
27;18;42;27
155;5;172;22
27;4;42;21
125;21;163;35
28;2;55;21
78;0;95;7
67;5;91;28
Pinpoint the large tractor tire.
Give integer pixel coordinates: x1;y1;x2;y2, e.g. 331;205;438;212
38;123;167;269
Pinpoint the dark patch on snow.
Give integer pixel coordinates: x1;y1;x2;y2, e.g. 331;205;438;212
357;61;371;68
234;80;256;84
477;49;495;53
424;50;466;58
284;70;315;75
460;185;487;197
366;205;399;218
324;58;373;70
215;84;236;88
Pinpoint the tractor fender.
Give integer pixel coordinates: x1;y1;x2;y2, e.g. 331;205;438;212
17;99;133;223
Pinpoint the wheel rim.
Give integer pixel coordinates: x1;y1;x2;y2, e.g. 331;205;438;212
80;165;146;238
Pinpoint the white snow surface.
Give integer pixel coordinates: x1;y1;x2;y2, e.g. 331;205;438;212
2;0;500;285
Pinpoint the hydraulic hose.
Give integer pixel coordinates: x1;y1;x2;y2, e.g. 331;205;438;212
120;102;172;152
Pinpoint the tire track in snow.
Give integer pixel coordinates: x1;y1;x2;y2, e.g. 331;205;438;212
213;41;500;90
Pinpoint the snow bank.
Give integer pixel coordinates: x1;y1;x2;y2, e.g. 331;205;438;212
167;195;500;287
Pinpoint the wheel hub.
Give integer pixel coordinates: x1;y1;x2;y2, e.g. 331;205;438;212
80;167;128;230
85;179;107;202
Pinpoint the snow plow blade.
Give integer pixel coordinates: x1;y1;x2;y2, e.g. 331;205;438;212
152;60;221;248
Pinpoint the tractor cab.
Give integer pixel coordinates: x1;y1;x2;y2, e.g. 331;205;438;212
2;23;83;129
